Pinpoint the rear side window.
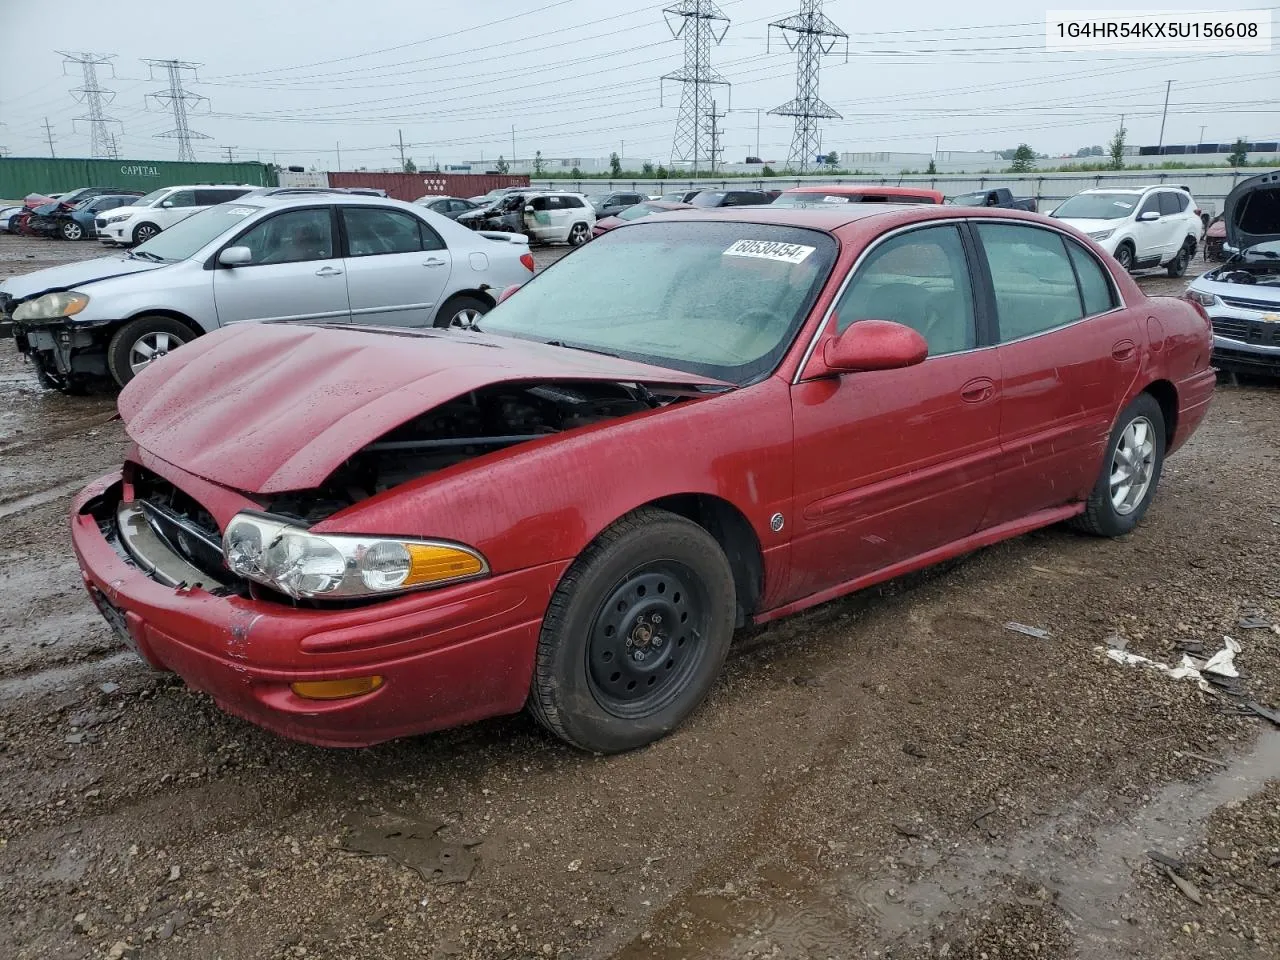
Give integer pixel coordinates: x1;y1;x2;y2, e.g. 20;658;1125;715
977;223;1083;340
1065;240;1118;316
564;196;585;209
1158;192;1185;216
833;224;976;356
342;207;443;256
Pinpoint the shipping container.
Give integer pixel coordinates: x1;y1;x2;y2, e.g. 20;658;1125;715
326;171;528;202
0;157;276;202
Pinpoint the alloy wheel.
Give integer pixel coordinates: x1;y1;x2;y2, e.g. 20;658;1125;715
569;223;589;246
450;308;483;328
1110;416;1156;516
128;330;182;376
62;222;83;241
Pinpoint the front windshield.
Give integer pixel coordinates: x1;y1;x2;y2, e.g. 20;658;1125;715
133;188;170;208
478;221;836;384
690;192;726;207
1242;239;1280;258
947;191;987;206
1051;193;1139;220
130;203;262;261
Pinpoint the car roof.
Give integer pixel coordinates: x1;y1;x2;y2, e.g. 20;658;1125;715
1079;185;1186;194
643;205;920;230
783;184;940;196
238;194;425;212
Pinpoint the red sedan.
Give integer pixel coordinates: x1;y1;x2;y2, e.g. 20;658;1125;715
591;199;692;238
71;206;1215;753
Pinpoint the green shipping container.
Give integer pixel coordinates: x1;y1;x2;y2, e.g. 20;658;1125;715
0;157;277;202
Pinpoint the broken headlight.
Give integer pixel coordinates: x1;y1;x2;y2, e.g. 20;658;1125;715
222;512;488;600
13;291;90;322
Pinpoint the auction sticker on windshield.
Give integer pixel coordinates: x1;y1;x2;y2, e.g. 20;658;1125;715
225;207;256;217
724;239;815;264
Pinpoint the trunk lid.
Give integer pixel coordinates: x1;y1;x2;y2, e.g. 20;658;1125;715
119;322;726;494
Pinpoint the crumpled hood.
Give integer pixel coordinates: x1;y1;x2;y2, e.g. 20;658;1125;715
1223;170;1280;252
119;322;727;494
0;255;164;301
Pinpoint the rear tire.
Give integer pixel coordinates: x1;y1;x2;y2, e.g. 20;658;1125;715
567;222;590;247
432;295;491;329
1071;393;1166;537
106;316;195;387
1166;240;1192;277
528;507;736;753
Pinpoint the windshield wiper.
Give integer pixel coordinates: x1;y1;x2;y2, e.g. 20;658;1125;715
545;339;621;359
129;250;167;263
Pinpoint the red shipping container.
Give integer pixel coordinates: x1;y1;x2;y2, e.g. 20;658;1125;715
326;171;529;202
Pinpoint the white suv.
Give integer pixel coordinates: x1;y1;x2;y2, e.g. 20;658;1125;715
523;192;595;246
1051;186;1201;276
97;184;257;247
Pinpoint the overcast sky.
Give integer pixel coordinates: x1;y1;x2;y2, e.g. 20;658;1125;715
1;1;1276;169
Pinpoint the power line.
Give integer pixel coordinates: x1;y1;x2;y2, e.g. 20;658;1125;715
144;59;211;161
661;1;732;172
59;51;122;158
768;0;847;172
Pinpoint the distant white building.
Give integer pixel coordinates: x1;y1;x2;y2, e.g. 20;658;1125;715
459;157;652;175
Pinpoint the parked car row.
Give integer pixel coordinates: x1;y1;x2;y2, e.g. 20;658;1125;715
1;193;536;389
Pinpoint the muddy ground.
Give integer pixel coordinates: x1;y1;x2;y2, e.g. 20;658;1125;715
0;233;1277;960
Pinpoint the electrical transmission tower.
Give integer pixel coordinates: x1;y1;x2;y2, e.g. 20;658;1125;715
768;0;848;173
660;1;731;173
704;100;726;172
59;51;122;159
144;59;211;161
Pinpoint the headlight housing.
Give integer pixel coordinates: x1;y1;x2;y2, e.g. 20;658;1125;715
105;213;133;224
222;512;488;600
1087;229;1115;241
1186;289;1218;307
13;291;91;322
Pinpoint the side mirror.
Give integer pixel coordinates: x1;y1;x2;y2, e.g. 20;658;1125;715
160;199;174;208
524;205;535;213
1138;210;1160;222
821;319;928;373
498;284;521;304
218;246;252;267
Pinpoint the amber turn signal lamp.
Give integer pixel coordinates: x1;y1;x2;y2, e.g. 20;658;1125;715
290;676;384;700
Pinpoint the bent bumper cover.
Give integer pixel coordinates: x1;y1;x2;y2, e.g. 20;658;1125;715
71;473;562;747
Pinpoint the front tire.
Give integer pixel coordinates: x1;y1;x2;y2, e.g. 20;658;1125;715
1114;242;1135;273
529;507;737;753
432;295;491;329
60;220;85;241
106;316;194;387
132;222;160;246
1072;394;1166;537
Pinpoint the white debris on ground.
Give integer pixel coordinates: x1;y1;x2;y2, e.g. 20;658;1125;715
1100;636;1242;691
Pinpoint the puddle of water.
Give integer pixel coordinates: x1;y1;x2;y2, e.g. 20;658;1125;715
621;733;1280;959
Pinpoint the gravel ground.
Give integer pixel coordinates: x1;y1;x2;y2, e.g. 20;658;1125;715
0;233;1277;960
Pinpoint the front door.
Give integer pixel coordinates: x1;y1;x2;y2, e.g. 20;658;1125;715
155;189;201;229
340;206;451;327
972;222;1142;525
213;206;351;326
787;223;1001;601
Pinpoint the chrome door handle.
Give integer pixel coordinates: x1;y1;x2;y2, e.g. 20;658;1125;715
315;266;343;277
423;258;446;267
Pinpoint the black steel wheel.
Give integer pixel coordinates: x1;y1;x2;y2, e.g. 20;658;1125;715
586;563;709;719
529;507;736;753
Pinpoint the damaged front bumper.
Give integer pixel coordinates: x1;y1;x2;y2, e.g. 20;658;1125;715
70;470;562;747
13;317;116;380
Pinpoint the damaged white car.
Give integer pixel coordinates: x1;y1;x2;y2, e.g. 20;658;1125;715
1185;170;1280;375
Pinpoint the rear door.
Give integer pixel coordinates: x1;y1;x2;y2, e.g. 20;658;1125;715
787;223;1001;599
340;205;450;327
974;222;1141;525
212;206;351;326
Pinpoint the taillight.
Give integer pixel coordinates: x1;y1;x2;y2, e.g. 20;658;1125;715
520;252;535;272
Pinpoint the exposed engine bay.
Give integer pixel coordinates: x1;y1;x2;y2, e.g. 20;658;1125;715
1210;262;1280;287
266;380;692;522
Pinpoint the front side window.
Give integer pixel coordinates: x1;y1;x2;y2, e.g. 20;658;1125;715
479;221;836;384
833;225;976;356
977;223;1084;341
236;208;335;264
165;191;198;208
1139;193;1162;217
134;188;170;207
342;207;427;256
